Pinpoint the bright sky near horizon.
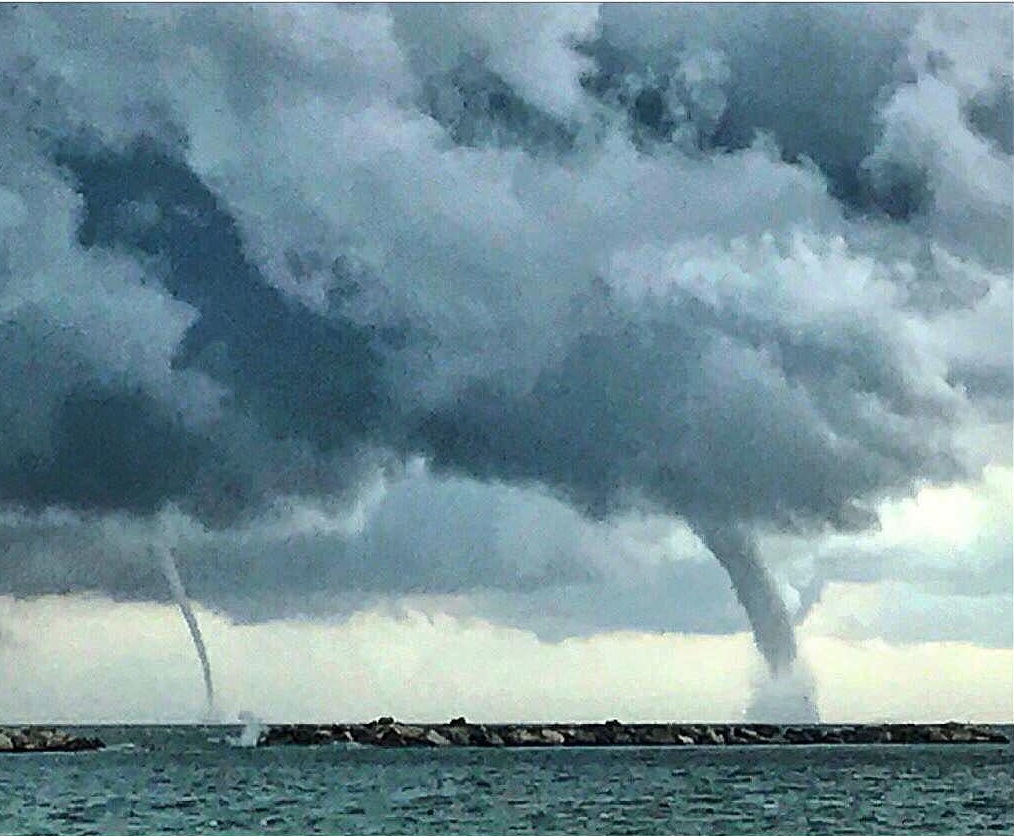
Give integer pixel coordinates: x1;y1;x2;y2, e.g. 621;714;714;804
0;4;1011;723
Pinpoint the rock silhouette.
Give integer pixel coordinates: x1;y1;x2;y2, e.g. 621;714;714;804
0;727;105;753
256;718;1009;748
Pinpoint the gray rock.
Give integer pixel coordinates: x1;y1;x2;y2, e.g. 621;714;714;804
731;726;761;744
639;726;676;745
440;726;471;746
0;727;104;753
252;720;1009;749
562;726;600;746
475;727;504;747
424;729;451;747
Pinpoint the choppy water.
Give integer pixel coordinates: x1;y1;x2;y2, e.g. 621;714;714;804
1;726;1011;835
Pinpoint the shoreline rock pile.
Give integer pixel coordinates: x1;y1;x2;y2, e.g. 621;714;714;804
0;727;105;753
257;717;1010;748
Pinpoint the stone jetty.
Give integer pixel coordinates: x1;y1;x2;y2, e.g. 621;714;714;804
256;717;1009;748
0;727;105;753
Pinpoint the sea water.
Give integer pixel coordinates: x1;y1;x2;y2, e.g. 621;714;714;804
0;726;1010;835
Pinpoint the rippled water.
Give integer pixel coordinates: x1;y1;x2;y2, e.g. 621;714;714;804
1;726;1011;835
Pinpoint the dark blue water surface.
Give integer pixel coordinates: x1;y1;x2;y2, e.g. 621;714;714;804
1;726;1011;835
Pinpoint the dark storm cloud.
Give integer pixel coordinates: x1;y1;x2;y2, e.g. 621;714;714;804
38;140;404;523
588;4;920;210
0;4;1010;658
1;384;204;514
0;476;597;617
62;141;398;453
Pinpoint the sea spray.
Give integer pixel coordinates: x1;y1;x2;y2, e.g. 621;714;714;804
156;545;215;717
231;711;264;748
745;664;820;723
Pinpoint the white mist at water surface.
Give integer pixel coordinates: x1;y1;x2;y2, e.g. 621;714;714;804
231;711;263;748
746;664;821;723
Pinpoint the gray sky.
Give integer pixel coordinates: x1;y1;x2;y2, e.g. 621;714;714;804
0;4;1010;723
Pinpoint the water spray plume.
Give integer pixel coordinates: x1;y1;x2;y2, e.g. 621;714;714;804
746;664;820;723
233;711;264;748
156;545;215;719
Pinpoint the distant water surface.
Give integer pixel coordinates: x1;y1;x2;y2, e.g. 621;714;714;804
0;725;1010;835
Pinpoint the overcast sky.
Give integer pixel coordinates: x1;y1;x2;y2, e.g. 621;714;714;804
0;3;1011;724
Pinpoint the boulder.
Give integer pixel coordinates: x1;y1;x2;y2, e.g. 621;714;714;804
67;736;105;752
972;728;1010;744
368;722;450;747
253;720;1009;749
498;726;565;746
500;727;534;746
472;726;504;747
424;729;451;747
638;725;676;745
750;724;782;741
890;725;920;744
730;726;762;744
0;727;104;753
851;725;883;744
349;725;376;745
392;723;427;743
440;726;472;746
562;726;600;746
783;727;820;744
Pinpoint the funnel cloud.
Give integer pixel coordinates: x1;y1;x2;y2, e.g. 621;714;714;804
157;546;215;717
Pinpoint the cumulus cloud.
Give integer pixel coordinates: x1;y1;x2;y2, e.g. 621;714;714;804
391;4;599;121
0;4;1010;680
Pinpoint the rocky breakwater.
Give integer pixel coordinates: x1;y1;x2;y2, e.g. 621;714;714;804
0;727;105;753
257;717;1010;748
